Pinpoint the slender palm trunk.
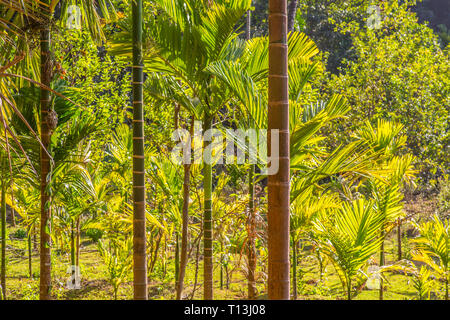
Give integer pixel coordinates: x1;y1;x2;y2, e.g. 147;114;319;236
28;233;32;278
70;220;76;287
347;279;352;300
292;238;297;300
76;217;80;267
10;189;15;227
220;240;224;289
176;118;194;300
245;10;251;41
245;8;257;300
132;0;147;300
175;232;179;291
203;114;213;300
247;164;257;299
287;0;298;32
397;219;402;260
70;220;75;268
39;21;52;300
190;239;201;299
1;183;6;299
379;231;385;300
446;278;448;300
268;0;290;300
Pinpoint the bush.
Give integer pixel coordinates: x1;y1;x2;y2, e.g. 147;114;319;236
85;228;103;242
13;228;27;239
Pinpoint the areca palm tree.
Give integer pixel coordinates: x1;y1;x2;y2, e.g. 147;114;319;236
412;215;450;300
314;198;385;300
357;120;415;299
1;0;116;299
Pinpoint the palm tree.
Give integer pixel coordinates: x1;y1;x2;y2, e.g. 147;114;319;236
315;198;384;300
131;0;147;300
38;0;52;299
268;0;290;300
1;0;117;300
357;120;415;299
412;215;450;300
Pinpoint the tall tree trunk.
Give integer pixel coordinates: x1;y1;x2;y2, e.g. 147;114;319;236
132;0;147;300
1;183;6;299
287;0;298;32
247;164;257;299
268;0;290;300
176;118;194;300
245;5;257;301
203;114;213;300
39;19;52;300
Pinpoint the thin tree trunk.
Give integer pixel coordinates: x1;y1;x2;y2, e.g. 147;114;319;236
292;238;297;300
220;240;224;290
39;17;52;300
190;239;201;300
176;118;194;300
150;230;162;275
397;219;402;260
245;10;251;40
379;231;385;300
287;0;298;32
163;236;167;278
70;220;75;268
347;279;352;300
33;225;37;251
76;216;80;267
175;232;179;291
247;164;257;299
225;265;229;289
268;0;290;300
28;233;32;278
132;0;147;300
70;220;76;287
203;114;213;300
10;189;16;227
1;183;6;299
446;278;448;301
245;9;257;300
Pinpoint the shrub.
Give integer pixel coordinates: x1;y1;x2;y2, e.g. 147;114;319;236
13;228;27;239
85;228;103;242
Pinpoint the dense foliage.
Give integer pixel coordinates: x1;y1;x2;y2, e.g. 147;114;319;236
0;0;448;301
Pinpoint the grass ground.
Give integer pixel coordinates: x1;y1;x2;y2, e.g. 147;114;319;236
1;193;445;300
